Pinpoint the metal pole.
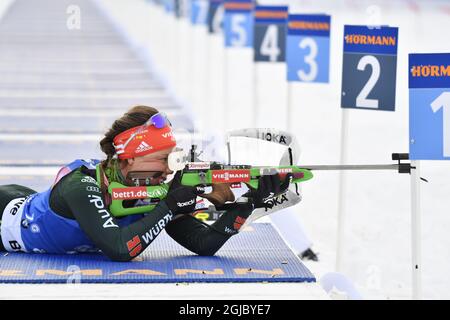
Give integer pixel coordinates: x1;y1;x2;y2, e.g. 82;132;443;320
336;108;349;272
223;49;229;132
286;83;292;133
0;162;406;171
253;61;258;128
410;160;422;299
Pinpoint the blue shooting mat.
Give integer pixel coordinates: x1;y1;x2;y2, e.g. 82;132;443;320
0;223;315;284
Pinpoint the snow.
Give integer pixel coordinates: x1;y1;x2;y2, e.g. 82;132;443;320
0;282;330;300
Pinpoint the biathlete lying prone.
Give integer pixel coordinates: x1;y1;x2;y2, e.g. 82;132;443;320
0;105;298;261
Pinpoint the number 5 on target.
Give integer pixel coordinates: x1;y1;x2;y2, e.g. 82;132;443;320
287;14;331;83
224;0;254;48
341;25;398;111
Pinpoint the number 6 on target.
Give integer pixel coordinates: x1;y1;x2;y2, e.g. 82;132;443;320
287;14;331;83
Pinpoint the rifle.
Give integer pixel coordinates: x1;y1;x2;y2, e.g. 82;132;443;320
100;162;314;217
99;128;414;218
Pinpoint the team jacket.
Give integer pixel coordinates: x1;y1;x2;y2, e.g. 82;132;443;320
0;159;174;261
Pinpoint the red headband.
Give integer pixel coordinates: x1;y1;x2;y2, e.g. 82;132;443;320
113;125;176;159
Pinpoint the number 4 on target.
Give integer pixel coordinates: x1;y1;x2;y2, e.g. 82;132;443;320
253;6;288;63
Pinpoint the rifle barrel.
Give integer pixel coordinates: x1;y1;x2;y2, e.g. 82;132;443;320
301;164;401;171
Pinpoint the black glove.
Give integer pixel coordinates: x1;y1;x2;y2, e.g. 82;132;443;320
165;171;205;214
244;173;292;209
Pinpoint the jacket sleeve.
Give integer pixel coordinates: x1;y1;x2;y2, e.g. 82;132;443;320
60;173;174;262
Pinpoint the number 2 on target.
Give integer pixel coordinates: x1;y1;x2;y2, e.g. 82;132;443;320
356;55;380;109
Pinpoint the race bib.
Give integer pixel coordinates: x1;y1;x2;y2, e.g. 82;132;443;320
1;197;28;252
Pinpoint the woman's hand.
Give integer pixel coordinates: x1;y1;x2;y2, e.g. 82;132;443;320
165;171;205;214
200;183;235;207
244;173;292;209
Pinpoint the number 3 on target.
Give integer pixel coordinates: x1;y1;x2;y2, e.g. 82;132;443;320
297;38;318;81
287;14;331;83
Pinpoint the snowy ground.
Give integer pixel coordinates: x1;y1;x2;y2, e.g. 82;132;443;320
0;282;329;300
0;0;449;299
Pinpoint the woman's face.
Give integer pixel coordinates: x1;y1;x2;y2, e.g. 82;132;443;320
120;147;175;183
